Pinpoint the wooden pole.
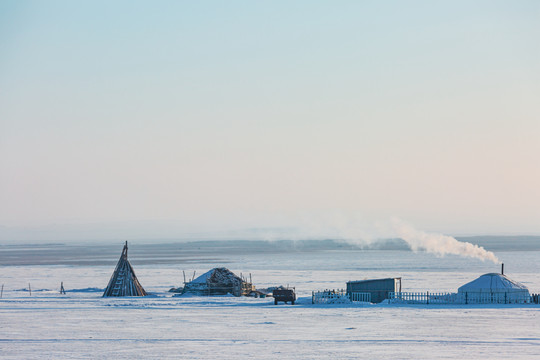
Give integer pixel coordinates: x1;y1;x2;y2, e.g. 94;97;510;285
28;283;32;296
192;271;196;282
183;270;186;284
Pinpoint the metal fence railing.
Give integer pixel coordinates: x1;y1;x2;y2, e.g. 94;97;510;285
310;290;537;305
389;292;456;304
389;292;532;305
457;292;531;304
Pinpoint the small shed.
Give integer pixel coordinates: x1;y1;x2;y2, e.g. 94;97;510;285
346;278;401;303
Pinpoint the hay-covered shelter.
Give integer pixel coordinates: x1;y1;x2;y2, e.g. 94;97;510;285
103;241;147;297
182;267;255;296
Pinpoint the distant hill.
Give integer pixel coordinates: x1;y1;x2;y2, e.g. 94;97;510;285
1;236;539;266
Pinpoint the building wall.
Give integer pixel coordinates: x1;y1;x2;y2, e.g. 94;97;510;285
347;278;398;303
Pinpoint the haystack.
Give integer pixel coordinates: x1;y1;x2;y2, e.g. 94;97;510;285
103;241;147;297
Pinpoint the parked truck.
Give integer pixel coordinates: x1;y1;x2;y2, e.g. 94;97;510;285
272;288;296;305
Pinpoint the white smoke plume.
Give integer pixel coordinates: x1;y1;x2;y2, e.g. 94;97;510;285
389;218;500;264
277;213;501;264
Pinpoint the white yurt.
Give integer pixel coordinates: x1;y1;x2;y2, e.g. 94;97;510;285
457;272;530;304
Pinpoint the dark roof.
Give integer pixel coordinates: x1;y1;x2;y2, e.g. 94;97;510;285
347;278;398;284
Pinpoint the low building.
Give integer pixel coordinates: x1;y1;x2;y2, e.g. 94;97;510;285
346;277;401;303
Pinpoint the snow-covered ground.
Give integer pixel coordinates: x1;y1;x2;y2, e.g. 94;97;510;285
1;244;539;359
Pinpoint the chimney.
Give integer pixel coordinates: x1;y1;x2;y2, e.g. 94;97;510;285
501;263;504;275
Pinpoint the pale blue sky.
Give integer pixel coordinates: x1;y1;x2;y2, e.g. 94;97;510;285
1;1;539;240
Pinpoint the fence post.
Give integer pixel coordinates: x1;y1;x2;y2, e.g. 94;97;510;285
427;291;429;305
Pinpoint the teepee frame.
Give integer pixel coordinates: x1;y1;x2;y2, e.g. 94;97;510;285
103;241;147;297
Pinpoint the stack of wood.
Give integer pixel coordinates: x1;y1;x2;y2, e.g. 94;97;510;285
103;241;147;297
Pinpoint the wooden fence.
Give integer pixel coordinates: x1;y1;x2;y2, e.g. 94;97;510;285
348;292;372;302
312;289;371;304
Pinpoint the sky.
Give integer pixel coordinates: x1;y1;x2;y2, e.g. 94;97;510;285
1;1;539;241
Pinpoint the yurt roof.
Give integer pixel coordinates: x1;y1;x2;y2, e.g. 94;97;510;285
458;273;528;293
